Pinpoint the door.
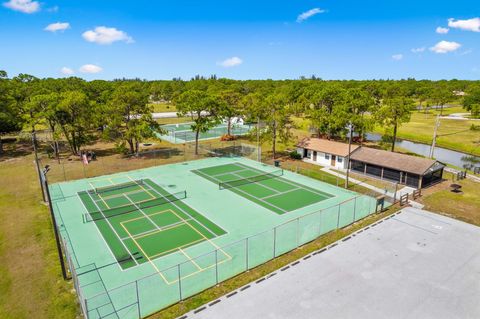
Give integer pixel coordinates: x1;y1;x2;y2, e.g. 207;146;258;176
331;155;336;167
313;151;317;161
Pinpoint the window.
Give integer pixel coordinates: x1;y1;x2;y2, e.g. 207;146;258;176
337;157;343;163
325;154;330;160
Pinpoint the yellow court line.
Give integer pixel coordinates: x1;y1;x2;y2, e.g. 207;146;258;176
179;248;203;271
148;238;205;260
123;218;192;241
88;181;112;209
119;222;169;282
99;188;153;201
169;210;233;263
126;175;157;199
121;209;175;225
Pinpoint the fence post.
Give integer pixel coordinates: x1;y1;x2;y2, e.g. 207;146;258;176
178;264;182;301
296;217;300;247
135;280;141;319
353;197;357;223
337;203;341;228
273;227;277;258
318;210;322;236
215;249;219;285
245;237;249;271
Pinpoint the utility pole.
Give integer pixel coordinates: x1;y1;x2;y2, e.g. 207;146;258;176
345;123;354;189
429;115;440;158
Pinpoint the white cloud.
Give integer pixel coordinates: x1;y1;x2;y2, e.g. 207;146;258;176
3;0;39;13
60;67;75;75
297;8;325;23
46;5;58;12
411;47;425;53
430;40;461;54
392;54;403;61
460;49;473;56
44;22;70;32
82;26;134;45
79;64;103;74
436;26;449;34
448;17;480;32
217;57;243;68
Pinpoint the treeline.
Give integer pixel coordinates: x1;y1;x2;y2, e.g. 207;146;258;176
1;71;480;157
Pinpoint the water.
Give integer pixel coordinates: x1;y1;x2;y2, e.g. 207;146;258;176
365;133;480;169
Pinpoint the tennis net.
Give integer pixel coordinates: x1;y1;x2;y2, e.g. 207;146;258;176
94;179;144;195
84;190;187;222
219;169;284;190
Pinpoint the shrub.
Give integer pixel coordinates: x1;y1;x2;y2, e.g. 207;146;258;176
289;151;302;160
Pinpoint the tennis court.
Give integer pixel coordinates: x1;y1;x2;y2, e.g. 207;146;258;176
78;178;228;280
193;163;334;214
50;157;382;319
158;122;252;144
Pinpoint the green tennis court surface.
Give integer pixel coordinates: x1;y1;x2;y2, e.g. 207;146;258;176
50;157;382;319
193;163;333;214
78;178;226;272
157;122;253;144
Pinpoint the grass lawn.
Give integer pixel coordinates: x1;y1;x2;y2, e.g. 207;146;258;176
374;107;480;156
0;155;78;319
149;102;177;113
156;116;191;125
418;172;480;226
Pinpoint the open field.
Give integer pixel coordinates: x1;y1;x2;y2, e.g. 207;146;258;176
0;155;78;319
374;107;480;156
149;103;177;113
418;171;480;226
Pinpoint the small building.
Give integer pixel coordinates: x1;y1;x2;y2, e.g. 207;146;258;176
350;147;445;189
296;138;359;170
296;137;445;189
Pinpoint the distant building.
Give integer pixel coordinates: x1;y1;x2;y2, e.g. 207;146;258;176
296;137;445;189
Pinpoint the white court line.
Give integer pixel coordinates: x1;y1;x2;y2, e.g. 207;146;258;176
85;190;139;266
235;162;333;198
260;187;302;200
195;168;289;214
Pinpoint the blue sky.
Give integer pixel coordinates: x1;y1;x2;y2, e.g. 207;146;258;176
1;0;479;80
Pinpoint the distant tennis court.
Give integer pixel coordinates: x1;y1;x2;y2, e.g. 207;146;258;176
193;163;334;214
78;178;227;274
157;122;252;144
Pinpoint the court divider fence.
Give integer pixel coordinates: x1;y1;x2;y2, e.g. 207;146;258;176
63;189;388;319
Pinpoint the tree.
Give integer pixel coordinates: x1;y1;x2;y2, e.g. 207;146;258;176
432;86;452;116
0;71;23;154
463;89;480;118
345;88;374;144
175;90;223;155
375;95;414;152
218;90;243;136
56;91;94;154
105;83;160;155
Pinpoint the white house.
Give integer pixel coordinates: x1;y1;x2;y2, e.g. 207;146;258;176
296;138;359;170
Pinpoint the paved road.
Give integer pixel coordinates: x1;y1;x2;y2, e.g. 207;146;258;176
186;207;480;319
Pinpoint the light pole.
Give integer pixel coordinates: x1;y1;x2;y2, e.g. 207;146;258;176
43;165;68;280
345;123;354;189
32;132;47;202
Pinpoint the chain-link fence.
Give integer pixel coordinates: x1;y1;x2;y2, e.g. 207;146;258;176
72;191;385;319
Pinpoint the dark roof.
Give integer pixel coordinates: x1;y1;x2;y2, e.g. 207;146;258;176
350;147;444;175
297;138;359;157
